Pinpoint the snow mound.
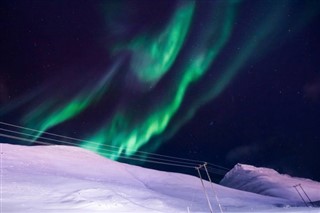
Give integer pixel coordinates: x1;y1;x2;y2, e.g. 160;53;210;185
220;164;320;204
2;143;320;212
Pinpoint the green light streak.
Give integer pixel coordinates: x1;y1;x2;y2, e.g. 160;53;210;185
84;1;238;159
144;1;292;153
114;1;195;85
22;60;121;139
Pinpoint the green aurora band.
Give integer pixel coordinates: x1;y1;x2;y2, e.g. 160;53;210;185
115;1;195;85
145;1;293;153
4;0;319;160
82;0;238;158
21;59;122;140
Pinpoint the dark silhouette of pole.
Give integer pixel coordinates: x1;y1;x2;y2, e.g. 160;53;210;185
293;185;308;207
298;184;314;207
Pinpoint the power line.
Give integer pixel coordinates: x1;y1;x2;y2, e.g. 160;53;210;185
0;131;230;176
0;127;202;167
0;132;192;168
0;121;230;173
0;121;230;170
0;130;228;176
0;122;208;164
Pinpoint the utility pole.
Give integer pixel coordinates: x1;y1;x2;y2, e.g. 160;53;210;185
203;162;223;213
293;184;309;207
293;184;314;207
196;165;213;213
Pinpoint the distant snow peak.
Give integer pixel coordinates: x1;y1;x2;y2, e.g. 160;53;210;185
220;163;320;205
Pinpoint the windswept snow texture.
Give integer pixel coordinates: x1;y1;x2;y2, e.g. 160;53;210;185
220;164;320;206
1;143;320;213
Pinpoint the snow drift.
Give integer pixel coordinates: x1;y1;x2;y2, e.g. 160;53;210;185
1;143;320;212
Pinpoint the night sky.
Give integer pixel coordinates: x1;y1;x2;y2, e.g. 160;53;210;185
1;0;320;181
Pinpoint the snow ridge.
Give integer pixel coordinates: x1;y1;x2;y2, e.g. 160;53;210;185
2;144;320;212
220;163;320;204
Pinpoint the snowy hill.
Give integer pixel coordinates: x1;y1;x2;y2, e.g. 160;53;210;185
220;164;320;205
1;143;320;212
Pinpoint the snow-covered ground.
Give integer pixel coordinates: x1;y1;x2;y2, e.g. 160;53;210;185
220;164;320;205
1;143;319;213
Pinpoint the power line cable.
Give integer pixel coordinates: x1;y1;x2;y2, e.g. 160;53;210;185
0;127;201;167
0;132;194;169
0;130;227;176
0;122;207;163
0;121;230;171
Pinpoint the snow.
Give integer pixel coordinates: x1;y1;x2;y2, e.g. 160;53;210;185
1;143;320;212
220;164;320;204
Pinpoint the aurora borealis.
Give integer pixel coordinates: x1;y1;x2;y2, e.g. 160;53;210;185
1;0;320;180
